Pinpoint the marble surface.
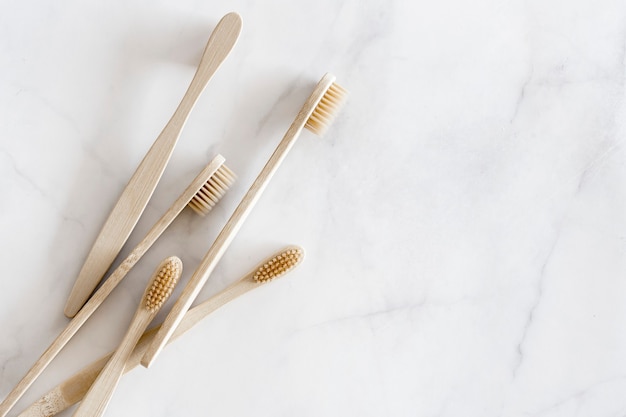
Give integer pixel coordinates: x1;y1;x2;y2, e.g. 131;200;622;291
2;0;626;416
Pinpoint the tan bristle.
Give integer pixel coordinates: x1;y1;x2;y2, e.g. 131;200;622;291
145;256;182;312
304;82;348;136
188;164;236;216
253;247;304;283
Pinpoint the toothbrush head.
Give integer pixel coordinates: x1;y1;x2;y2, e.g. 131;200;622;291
145;256;183;312
304;74;348;137
187;162;236;216
253;246;304;283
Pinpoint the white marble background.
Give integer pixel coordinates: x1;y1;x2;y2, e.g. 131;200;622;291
1;0;626;416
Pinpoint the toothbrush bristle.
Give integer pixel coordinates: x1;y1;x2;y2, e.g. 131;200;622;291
253;247;304;283
188;164;236;216
145;256;182;312
304;82;348;136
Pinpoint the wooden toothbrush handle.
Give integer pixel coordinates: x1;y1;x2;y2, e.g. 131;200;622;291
141;75;335;367
63;12;242;318
17;279;258;417
172;12;242;123
0;287;112;417
141;120;310;365
0;156;227;417
72;312;154;417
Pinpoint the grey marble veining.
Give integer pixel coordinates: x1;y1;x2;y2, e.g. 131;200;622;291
1;0;626;416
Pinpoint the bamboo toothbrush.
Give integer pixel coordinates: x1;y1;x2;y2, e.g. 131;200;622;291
72;256;182;417
17;246;304;417
64;12;242;318
0;155;235;417
142;73;347;367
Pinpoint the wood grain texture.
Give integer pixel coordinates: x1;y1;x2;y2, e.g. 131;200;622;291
63;12;242;318
72;256;181;417
0;156;226;417
141;73;336;367
17;246;303;417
